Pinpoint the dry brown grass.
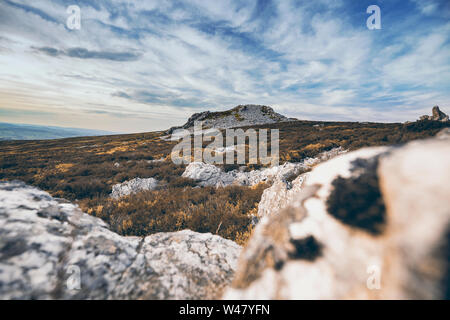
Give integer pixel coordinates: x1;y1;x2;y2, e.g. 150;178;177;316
79;183;267;244
0;118;447;244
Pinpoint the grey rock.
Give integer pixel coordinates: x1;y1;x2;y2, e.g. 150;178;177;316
256;148;347;218
167;105;293;134
182;162;306;187
182;147;347;188
419;106;449;122
0;181;241;299
431;106;449;121
257;174;307;218
110;177;159;199
182;162;235;187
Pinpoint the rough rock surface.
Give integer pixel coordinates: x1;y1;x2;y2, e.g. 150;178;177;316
167;105;293;134
183;147;346;188
110;177;159;199
257;174;307;218
224;137;450;299
0;181;241;299
256;148;347;217
419;106;449;121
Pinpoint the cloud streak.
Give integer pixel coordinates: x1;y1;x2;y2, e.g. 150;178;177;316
0;0;449;132
36;46;142;61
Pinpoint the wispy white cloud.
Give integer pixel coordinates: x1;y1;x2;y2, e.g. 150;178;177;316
0;0;449;132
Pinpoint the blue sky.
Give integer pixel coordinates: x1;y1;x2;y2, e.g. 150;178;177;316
0;0;449;132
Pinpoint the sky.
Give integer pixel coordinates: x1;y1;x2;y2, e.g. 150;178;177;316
0;0;449;133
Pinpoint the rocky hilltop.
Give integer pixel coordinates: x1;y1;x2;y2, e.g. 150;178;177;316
167;104;294;134
419;106;449;122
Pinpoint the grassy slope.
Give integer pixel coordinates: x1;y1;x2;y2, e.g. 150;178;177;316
0;119;448;243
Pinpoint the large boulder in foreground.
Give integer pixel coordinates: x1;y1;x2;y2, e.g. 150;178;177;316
224;137;450;299
0;181;240;299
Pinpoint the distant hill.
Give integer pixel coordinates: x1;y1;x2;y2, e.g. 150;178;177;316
0;122;115;140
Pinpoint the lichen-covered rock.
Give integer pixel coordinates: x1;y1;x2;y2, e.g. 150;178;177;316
257;174;307;218
110;177;159;199
431;106;449;121
0;181;241;299
182;161;308;187
224;137;450;299
182;148;346;188
419;106;449;122
256;148;347;218
182;162;236;187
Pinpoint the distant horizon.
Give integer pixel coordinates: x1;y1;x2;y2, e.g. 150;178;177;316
0;121;116;133
0;121;117;140
2;102;446;138
0;0;449;132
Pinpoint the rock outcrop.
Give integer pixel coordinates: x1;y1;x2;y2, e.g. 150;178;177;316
182;147;346;188
419;106;449;122
224;136;450;299
110;177;159;199
167;105;293;134
257;174;307;218
0;181;241;299
256;148;347;217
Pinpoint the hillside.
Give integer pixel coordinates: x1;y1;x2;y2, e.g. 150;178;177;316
1;127;449;300
1;108;448;243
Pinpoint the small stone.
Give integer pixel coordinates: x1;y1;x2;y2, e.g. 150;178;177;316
110;177;159;199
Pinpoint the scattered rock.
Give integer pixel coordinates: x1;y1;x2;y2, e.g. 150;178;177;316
257;174;307;218
182;162;235;187
182;148;346;188
431;106;449;121
0;181;241;299
110;177;159;199
419;106;449;122
224;137;450;299
182;161;307;187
